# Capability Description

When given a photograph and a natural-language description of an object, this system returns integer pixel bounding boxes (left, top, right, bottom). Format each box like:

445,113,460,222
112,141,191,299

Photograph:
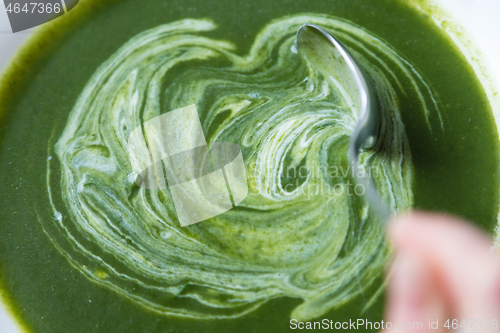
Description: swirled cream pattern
46,14,441,320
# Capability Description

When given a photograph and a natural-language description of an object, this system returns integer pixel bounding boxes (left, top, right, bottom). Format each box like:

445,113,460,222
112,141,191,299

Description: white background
0,0,499,331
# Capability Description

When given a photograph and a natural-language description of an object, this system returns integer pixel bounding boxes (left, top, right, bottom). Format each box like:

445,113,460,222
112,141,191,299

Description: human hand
384,212,500,333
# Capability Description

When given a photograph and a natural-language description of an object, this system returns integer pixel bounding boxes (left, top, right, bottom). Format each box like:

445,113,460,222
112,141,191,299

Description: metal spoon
296,23,391,220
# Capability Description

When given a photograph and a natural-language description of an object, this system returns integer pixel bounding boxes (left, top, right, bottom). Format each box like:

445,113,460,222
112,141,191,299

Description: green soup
0,0,498,332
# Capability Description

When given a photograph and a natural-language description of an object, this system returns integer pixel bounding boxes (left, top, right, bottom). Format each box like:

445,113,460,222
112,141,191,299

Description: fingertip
387,210,422,246
389,210,492,252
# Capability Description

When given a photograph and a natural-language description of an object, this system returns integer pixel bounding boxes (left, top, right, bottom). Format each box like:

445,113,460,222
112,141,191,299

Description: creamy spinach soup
0,0,499,332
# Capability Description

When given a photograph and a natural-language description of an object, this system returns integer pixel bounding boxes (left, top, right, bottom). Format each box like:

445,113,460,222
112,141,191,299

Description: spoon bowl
296,23,390,220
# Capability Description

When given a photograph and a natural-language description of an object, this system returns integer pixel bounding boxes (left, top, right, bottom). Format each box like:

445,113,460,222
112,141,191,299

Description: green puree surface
0,0,499,332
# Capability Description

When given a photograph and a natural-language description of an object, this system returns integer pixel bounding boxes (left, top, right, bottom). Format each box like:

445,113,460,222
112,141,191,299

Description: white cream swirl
46,14,440,320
